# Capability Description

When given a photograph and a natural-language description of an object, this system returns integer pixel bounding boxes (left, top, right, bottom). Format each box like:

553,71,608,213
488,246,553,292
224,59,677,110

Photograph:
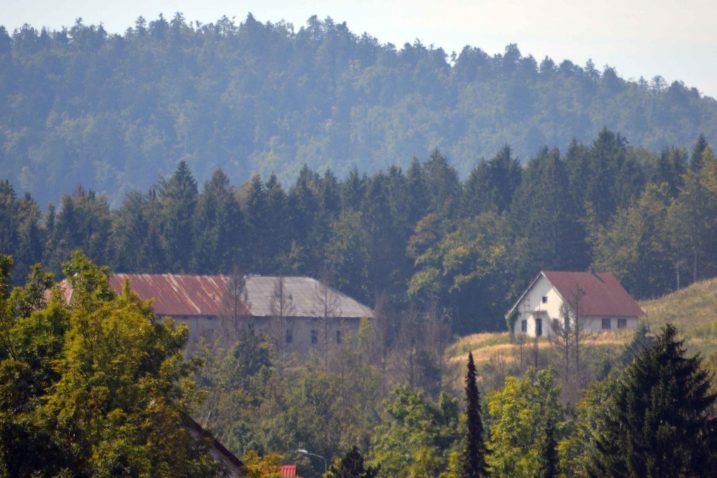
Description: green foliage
590,324,717,477
461,352,488,477
486,368,564,478
325,446,379,478
2,17,716,209
537,417,558,478
3,133,717,336
194,331,274,455
0,253,220,476
241,450,285,478
558,378,616,477
369,386,460,477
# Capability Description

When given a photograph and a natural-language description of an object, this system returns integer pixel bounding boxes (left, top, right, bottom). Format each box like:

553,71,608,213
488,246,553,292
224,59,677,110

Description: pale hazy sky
3,0,717,98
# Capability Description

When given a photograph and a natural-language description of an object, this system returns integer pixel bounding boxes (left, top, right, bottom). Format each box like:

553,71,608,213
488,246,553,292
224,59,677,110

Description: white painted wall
513,275,563,338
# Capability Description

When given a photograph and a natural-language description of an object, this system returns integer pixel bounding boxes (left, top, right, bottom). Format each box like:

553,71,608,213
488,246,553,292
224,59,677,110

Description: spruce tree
325,446,378,478
461,352,488,477
537,417,559,478
591,324,717,477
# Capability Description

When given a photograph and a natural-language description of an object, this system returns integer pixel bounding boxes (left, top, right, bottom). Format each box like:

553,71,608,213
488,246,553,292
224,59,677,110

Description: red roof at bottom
280,465,297,477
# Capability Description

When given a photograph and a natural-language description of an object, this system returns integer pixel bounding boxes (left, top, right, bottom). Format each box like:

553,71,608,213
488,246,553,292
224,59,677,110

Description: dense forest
1,14,717,207
2,130,716,334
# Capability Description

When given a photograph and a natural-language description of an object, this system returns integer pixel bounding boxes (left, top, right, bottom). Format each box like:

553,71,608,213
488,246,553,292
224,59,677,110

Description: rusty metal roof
110,274,243,317
279,465,297,477
104,274,373,319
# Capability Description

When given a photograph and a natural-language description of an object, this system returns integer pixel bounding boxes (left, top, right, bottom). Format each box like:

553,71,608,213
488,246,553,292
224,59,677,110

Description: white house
508,270,644,338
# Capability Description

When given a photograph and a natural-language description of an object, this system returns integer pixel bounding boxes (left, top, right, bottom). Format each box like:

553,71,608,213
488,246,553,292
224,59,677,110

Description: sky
3,0,717,98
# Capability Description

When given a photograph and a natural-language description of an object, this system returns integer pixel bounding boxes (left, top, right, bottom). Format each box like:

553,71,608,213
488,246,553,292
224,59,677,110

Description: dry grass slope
448,277,717,374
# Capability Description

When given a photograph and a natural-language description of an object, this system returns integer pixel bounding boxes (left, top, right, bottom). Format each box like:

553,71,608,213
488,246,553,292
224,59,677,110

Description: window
542,296,548,304
535,318,543,337
311,329,318,344
521,320,527,333
602,318,611,330
285,329,293,344
336,330,342,344
203,327,214,342
618,318,627,329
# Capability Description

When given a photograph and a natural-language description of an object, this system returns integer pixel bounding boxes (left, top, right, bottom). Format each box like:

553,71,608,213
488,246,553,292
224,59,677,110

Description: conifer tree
160,161,198,272
537,417,558,478
325,446,378,478
461,352,488,477
591,324,717,477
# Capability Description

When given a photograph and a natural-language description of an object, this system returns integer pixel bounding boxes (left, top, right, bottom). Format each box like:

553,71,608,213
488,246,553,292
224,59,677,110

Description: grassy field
447,277,717,389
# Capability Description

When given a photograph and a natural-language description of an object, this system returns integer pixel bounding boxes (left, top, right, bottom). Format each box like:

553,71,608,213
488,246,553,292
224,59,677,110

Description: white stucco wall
513,275,563,338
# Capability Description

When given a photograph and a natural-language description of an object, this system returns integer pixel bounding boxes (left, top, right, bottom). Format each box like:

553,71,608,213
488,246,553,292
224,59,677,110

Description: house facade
103,273,374,355
508,270,644,338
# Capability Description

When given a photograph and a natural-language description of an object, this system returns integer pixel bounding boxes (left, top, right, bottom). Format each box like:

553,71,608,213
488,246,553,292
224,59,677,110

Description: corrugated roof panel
542,270,644,317
279,465,297,477
105,274,373,319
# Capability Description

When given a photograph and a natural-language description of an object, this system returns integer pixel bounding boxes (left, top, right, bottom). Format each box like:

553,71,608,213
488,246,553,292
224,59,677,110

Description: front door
535,318,543,337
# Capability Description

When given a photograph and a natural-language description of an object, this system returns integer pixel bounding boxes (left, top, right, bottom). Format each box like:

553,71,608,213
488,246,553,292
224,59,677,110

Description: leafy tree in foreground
325,446,379,478
369,386,460,477
591,324,717,477
486,368,563,478
461,352,488,477
0,252,220,476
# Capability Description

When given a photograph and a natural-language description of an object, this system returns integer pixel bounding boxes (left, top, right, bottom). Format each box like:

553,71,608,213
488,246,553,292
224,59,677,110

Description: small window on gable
542,296,548,304
602,318,611,330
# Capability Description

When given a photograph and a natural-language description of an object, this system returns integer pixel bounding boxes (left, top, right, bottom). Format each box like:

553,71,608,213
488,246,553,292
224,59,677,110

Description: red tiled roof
279,465,297,477
542,270,644,317
109,274,249,317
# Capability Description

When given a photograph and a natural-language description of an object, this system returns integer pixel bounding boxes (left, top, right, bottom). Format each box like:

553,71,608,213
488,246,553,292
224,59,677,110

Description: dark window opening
602,318,611,330
311,329,318,344
536,318,543,337
336,330,342,344
285,329,293,344
542,296,548,304
618,318,627,329
521,320,527,333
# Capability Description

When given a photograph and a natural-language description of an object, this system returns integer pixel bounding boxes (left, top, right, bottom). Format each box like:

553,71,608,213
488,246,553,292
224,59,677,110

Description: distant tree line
1,14,716,207
1,130,716,333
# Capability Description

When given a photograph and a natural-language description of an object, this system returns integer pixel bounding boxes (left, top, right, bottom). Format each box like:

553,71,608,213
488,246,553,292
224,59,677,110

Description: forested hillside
1,14,717,206
2,130,716,334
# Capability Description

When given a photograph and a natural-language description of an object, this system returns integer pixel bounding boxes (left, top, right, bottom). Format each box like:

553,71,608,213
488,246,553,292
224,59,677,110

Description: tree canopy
1,15,716,207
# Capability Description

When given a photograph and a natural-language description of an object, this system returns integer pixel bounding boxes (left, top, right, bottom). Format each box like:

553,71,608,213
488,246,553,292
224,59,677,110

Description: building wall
177,314,364,356
513,275,639,338
513,275,563,338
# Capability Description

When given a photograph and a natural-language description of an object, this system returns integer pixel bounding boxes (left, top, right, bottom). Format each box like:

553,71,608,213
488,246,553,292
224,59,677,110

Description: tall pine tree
462,352,489,477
